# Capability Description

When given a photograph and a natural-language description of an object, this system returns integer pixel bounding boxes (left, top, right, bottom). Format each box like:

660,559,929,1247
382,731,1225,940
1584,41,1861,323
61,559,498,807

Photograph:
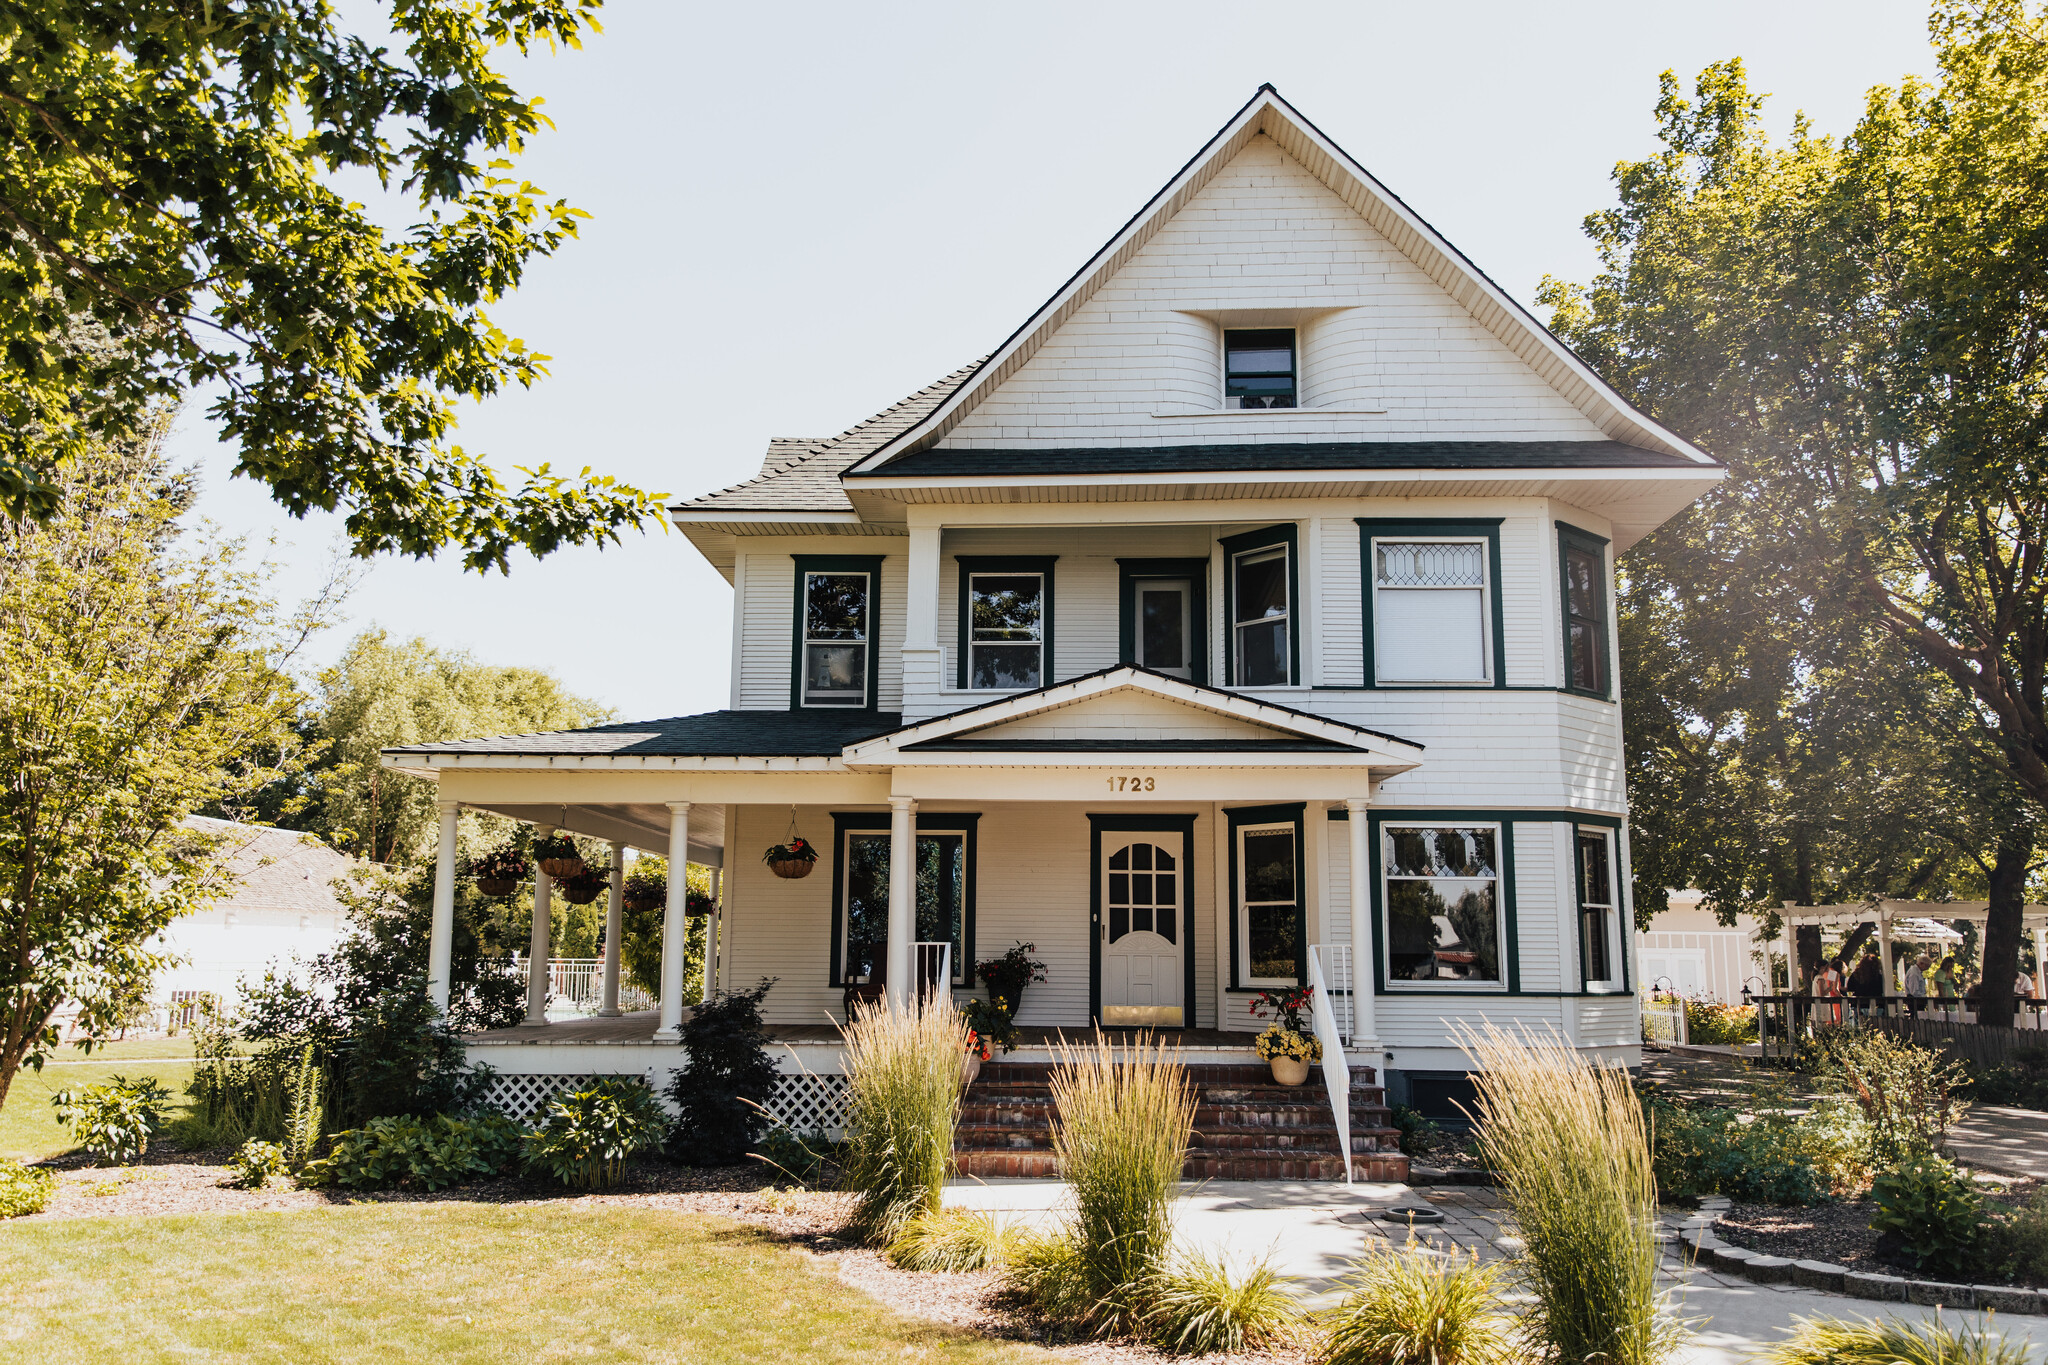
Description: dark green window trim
1557,522,1614,701
956,556,1057,690
1218,525,1300,688
1116,558,1209,684
826,810,981,988
1087,813,1199,1028
1355,518,1505,690
790,555,884,712
1572,823,1631,993
1224,801,1307,990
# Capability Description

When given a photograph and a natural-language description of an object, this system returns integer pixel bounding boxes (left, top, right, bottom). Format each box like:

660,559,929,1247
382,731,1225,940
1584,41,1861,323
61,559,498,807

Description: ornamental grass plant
1761,1313,2033,1365
888,1208,1022,1271
1460,1022,1680,1365
1142,1249,1301,1355
1316,1242,1512,1365
839,995,971,1242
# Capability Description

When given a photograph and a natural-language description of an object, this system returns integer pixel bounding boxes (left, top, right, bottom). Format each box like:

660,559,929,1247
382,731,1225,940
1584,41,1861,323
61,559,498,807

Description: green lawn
0,1204,1050,1364
1,1059,196,1162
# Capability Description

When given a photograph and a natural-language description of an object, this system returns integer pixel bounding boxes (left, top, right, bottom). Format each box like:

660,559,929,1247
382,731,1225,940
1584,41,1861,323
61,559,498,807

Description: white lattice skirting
483,1071,849,1135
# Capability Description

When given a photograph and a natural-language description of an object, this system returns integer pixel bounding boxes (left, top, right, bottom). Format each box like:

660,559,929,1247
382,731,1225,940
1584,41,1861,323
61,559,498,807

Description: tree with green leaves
0,421,314,1111
0,1,657,569
1544,0,2048,1024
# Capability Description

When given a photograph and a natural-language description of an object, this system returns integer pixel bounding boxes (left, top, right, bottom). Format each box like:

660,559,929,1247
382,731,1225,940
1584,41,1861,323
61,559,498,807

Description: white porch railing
508,956,655,1015
914,941,953,1012
1307,944,1352,1185
1317,943,1356,1045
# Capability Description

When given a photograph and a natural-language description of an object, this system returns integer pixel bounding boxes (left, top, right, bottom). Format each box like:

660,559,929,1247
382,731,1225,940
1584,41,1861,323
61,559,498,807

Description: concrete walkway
943,1178,2048,1363
1949,1104,2048,1179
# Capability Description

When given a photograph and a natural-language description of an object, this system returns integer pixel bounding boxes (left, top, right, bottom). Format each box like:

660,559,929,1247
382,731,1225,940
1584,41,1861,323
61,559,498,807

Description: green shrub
1044,1031,1197,1336
1684,999,1757,1046
51,1075,173,1164
0,1158,55,1218
1142,1250,1300,1356
665,978,778,1166
1465,1024,1680,1365
1821,1032,1968,1164
1761,1313,2032,1365
1317,1244,1511,1365
887,1208,1021,1271
1988,1188,2048,1283
524,1079,667,1190
1388,1104,1440,1158
303,1113,526,1191
1869,1154,1987,1273
227,1139,288,1189
1640,1085,1857,1205
839,997,971,1241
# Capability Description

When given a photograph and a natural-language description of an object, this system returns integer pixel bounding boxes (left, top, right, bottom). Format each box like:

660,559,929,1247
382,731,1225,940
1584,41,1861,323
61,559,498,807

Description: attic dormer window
1224,329,1296,409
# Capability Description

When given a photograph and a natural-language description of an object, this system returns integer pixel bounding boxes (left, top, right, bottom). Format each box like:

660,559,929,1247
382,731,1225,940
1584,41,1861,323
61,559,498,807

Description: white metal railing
1640,988,1688,1046
1307,945,1353,1185
914,941,953,1012
1317,943,1356,1045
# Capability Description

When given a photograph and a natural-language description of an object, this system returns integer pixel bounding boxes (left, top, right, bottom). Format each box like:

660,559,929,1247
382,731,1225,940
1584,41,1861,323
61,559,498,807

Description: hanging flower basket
686,889,716,917
533,833,585,881
465,846,529,899
558,866,609,906
764,839,817,879
623,883,664,914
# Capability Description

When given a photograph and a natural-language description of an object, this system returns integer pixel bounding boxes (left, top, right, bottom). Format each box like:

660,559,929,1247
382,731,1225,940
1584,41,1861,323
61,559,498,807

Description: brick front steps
954,1061,1410,1183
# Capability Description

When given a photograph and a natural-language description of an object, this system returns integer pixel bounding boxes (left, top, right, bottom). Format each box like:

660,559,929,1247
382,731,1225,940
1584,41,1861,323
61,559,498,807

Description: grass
0,1203,1057,1364
1318,1243,1512,1365
1,1059,197,1162
1760,1314,2035,1365
839,996,970,1241
1460,1022,1679,1365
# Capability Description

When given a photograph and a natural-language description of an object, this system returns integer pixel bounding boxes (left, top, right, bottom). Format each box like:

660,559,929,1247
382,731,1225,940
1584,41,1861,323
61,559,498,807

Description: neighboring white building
1636,890,1768,1004
147,817,358,1013
383,87,1723,1169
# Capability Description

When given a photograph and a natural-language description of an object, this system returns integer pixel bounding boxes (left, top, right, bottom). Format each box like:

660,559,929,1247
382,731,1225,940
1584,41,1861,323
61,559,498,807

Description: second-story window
792,554,882,710
1373,540,1489,684
1559,525,1612,697
957,556,1057,690
1220,526,1296,688
1224,328,1296,408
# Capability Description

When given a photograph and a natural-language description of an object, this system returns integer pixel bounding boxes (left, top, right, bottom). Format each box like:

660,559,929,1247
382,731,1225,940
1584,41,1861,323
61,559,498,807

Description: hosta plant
303,1113,526,1191
1869,1154,1986,1273
524,1079,668,1189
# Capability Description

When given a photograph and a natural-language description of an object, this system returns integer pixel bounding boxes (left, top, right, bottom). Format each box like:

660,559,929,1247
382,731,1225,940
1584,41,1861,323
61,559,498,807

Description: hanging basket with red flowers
558,865,609,905
763,810,818,880
465,845,529,899
533,832,585,881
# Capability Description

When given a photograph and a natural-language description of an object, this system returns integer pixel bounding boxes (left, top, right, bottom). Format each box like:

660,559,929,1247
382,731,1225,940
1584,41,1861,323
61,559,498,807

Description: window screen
1224,329,1296,409
802,571,870,706
1374,541,1487,684
1577,829,1616,985
842,830,966,984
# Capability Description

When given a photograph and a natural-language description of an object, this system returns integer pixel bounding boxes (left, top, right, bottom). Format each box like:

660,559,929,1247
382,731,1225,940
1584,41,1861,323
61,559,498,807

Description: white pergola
1773,899,2048,998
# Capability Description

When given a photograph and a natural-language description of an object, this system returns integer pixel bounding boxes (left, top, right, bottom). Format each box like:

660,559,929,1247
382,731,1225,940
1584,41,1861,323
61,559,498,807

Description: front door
1099,834,1184,1026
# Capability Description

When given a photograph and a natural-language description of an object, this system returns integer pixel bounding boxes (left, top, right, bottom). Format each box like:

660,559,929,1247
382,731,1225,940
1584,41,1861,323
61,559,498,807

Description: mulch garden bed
17,1140,1312,1363
1713,1176,2044,1288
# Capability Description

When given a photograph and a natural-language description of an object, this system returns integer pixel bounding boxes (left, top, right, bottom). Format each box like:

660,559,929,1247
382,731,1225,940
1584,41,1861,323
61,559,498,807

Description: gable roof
673,361,983,518
844,85,1714,476
185,816,359,915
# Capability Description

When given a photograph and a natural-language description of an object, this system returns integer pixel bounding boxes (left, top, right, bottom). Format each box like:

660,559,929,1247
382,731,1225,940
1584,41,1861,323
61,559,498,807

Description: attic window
1224,329,1296,409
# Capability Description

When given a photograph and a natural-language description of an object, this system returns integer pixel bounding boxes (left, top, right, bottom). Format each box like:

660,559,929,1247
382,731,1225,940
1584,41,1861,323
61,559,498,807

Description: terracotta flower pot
476,877,518,898
1268,1056,1311,1086
767,857,815,880
960,1050,983,1088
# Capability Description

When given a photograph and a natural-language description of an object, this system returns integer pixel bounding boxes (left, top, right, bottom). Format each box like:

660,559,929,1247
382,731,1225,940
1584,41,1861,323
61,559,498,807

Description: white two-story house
386,86,1721,1157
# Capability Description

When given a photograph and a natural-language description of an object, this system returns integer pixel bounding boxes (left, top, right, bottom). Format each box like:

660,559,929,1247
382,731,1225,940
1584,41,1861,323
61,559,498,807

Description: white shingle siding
735,542,909,712
944,137,1608,449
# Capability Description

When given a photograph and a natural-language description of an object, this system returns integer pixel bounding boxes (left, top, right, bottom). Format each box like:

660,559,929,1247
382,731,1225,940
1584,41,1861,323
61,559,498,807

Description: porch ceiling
462,800,728,867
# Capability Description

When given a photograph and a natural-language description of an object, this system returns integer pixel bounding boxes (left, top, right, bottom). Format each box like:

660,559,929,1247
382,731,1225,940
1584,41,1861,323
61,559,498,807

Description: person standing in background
1847,945,1885,1018
1904,952,1930,1017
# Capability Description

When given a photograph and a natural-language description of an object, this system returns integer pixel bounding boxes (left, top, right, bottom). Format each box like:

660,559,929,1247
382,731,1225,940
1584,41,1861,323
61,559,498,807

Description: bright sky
166,0,1938,724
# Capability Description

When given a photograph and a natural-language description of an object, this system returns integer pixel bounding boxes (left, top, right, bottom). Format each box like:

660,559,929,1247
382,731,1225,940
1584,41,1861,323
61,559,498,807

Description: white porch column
1780,912,1798,993
905,523,941,649
428,800,460,1016
523,824,555,1026
703,867,722,1002
886,795,917,1010
599,843,625,1017
656,803,690,1039
1879,911,1896,1002
1345,797,1380,1055
2034,925,2046,1009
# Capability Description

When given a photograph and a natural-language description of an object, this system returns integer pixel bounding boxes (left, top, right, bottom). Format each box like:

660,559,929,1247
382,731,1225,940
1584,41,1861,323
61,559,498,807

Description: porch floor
463,1010,1254,1050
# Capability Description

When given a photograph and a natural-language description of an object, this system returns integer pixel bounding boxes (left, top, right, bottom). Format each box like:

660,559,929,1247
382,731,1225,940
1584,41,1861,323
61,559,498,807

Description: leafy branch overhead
0,1,660,570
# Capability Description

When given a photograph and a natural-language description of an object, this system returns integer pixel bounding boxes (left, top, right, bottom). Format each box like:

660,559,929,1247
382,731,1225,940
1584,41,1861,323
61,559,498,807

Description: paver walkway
943,1178,2048,1363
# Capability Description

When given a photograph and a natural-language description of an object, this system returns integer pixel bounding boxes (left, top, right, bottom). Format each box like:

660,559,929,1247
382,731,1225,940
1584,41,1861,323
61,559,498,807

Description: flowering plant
762,836,817,865
975,942,1047,1007
464,845,529,883
960,995,1019,1054
1247,984,1315,1036
1254,1025,1322,1063
964,1030,993,1063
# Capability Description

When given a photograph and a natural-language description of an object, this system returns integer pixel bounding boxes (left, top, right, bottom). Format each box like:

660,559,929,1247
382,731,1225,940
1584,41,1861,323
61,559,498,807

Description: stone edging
1678,1196,2046,1314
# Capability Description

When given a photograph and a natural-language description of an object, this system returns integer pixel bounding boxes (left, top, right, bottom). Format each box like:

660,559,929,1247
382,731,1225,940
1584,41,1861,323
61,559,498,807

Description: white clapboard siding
944,136,1608,450
963,690,1283,742
736,544,909,712
1512,823,1565,993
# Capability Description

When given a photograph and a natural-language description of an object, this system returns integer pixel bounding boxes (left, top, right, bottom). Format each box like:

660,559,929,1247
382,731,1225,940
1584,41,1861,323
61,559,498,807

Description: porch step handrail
914,941,953,1013
1306,944,1352,1185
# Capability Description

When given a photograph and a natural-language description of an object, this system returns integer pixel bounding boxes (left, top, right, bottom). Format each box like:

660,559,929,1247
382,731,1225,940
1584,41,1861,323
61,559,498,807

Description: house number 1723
1107,775,1155,792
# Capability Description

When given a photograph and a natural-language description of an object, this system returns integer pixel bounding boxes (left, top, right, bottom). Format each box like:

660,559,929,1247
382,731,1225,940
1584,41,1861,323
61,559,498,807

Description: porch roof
383,708,902,766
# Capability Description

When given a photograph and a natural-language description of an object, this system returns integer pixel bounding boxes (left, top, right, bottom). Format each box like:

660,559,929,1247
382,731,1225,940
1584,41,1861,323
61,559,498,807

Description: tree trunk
1980,827,2031,1031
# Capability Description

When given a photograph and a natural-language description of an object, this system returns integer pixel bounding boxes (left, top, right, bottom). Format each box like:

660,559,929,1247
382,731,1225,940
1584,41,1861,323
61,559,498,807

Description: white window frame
1379,819,1509,993
1575,825,1624,993
1369,536,1493,686
1220,326,1299,410
800,569,872,708
1236,821,1300,988
1229,544,1292,688
966,569,1045,692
